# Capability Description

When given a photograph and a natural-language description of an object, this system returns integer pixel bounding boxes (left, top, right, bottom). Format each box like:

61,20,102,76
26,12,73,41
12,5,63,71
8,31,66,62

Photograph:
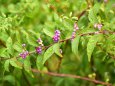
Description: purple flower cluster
94,23,102,30
36,46,42,54
71,23,79,40
19,51,29,59
53,30,61,42
37,38,44,46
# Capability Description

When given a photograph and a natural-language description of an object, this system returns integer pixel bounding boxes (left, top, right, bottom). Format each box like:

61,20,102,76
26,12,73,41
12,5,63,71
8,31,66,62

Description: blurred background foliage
0,0,115,86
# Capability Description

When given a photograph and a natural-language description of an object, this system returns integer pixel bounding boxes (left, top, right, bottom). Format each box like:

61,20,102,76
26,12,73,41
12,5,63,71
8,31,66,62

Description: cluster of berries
19,38,43,58
19,51,29,59
36,46,42,54
71,23,79,40
53,30,61,42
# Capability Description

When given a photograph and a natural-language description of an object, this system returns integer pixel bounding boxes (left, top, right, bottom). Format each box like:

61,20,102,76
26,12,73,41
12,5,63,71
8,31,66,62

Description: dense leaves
0,0,115,86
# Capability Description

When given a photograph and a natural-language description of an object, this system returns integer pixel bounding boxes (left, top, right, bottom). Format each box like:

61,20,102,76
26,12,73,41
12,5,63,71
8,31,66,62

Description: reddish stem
31,68,112,86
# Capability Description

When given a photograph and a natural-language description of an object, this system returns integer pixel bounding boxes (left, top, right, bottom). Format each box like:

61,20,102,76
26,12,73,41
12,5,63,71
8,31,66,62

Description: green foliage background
0,0,115,86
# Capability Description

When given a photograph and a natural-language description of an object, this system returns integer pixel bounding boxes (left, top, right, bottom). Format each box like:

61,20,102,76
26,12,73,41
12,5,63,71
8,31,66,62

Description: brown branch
78,10,87,20
31,68,112,86
77,0,91,20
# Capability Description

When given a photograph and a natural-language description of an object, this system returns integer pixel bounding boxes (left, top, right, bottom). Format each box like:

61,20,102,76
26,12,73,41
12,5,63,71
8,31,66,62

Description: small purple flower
74,23,79,31
37,38,44,46
97,24,102,30
55,30,60,35
37,38,42,43
94,23,102,30
36,46,42,54
53,30,61,42
71,31,76,40
19,51,29,59
22,44,26,47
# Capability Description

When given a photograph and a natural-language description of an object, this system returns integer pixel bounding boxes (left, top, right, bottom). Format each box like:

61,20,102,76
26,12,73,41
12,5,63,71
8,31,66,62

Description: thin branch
78,0,90,20
31,68,112,86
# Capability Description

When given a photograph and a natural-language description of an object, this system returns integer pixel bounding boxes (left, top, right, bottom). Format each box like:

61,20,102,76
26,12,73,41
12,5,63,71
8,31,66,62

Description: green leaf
24,58,34,77
4,60,10,72
0,48,10,58
71,35,80,56
53,43,63,57
87,35,100,62
26,35,37,46
24,58,31,70
88,3,100,24
36,55,43,70
43,28,54,37
13,42,22,52
6,37,13,55
15,30,21,43
4,75,15,85
43,45,54,64
9,58,22,69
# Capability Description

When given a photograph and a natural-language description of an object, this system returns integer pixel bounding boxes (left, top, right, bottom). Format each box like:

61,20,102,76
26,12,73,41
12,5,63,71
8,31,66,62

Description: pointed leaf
53,43,63,57
10,58,22,69
4,60,10,72
43,28,54,37
87,35,100,62
71,35,80,56
13,42,22,52
6,37,13,55
36,55,43,70
43,45,54,64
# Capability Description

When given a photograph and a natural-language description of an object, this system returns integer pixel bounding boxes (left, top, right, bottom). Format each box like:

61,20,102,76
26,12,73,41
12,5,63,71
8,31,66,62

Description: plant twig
31,68,112,86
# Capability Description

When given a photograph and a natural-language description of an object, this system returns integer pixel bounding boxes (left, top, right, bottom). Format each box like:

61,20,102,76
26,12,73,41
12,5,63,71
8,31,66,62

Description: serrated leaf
87,35,100,62
6,37,13,55
26,35,37,46
13,42,22,52
71,35,80,56
53,43,63,57
43,28,54,37
36,55,43,70
10,58,22,69
0,48,10,58
4,60,10,72
88,3,100,24
24,58,31,70
24,58,34,77
43,45,54,64
15,30,21,43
